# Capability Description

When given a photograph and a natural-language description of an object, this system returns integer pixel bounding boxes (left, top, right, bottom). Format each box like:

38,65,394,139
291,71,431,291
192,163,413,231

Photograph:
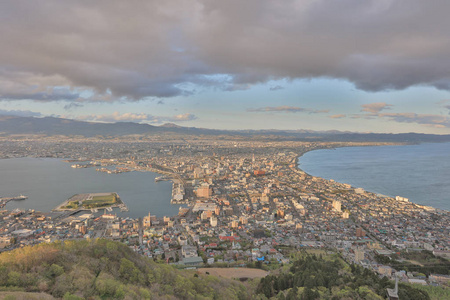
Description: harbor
0,158,185,218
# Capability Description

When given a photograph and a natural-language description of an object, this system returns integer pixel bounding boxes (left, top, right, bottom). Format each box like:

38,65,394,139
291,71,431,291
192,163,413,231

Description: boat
155,176,170,182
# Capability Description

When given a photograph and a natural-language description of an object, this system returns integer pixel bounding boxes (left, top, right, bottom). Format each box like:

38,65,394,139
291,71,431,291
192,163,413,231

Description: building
143,213,152,228
0,236,11,249
181,245,198,258
196,184,213,198
395,196,409,202
429,274,450,285
201,210,213,220
332,200,341,212
356,228,366,237
239,216,248,225
354,188,365,194
192,201,217,213
181,256,204,266
254,170,265,176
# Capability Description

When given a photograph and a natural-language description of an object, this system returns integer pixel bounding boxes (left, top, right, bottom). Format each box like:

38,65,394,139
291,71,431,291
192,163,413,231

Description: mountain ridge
1,115,450,143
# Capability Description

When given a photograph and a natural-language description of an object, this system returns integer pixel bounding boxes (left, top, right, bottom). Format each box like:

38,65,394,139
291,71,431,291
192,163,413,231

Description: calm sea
0,158,182,218
298,142,450,211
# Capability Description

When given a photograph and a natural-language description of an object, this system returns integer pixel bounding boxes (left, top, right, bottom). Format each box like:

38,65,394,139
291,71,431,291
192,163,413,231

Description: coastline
296,142,450,212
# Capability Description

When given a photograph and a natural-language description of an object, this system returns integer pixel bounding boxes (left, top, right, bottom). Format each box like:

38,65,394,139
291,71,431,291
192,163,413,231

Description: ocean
298,142,450,211
0,158,182,218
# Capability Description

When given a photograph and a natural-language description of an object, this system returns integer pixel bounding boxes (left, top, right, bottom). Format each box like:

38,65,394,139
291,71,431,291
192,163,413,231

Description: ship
155,176,170,182
71,164,87,168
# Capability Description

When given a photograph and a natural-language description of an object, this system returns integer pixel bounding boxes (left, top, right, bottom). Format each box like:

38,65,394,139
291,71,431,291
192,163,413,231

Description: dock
0,195,28,208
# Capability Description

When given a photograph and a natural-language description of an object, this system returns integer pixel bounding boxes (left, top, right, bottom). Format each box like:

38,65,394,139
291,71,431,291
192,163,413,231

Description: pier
0,195,28,208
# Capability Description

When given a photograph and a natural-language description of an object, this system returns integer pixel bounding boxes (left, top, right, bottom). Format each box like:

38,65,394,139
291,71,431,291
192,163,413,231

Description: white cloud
247,106,328,114
361,102,393,114
0,109,43,117
76,112,197,124
329,114,346,119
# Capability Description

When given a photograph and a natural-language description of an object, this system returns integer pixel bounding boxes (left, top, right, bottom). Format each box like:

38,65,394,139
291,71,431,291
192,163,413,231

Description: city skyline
1,1,450,134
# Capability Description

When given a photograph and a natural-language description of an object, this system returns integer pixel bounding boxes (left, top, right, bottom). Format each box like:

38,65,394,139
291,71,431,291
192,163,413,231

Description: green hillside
0,239,250,299
1,240,448,300
256,253,436,300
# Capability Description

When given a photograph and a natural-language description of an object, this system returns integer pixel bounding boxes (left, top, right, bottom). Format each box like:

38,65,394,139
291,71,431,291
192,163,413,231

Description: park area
57,192,119,210
82,193,117,209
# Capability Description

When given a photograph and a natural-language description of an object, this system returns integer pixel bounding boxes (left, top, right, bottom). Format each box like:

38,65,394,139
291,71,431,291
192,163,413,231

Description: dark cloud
63,102,84,110
269,85,284,91
445,105,450,113
379,112,450,128
0,109,43,117
1,1,450,101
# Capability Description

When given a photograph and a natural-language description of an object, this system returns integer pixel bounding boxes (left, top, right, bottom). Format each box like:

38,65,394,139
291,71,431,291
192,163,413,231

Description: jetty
0,195,28,208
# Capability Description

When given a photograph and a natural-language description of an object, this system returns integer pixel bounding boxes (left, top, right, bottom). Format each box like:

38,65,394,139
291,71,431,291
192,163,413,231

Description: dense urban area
0,135,449,299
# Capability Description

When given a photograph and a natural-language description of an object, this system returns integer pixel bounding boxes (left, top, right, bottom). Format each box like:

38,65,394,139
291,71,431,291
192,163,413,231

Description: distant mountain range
1,114,450,143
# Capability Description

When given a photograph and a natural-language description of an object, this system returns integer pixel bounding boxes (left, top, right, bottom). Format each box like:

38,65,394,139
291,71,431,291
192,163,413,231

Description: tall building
332,200,341,212
143,212,152,227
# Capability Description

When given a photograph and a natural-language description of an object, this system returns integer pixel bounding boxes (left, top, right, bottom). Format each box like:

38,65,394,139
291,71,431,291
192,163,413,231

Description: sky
1,0,450,134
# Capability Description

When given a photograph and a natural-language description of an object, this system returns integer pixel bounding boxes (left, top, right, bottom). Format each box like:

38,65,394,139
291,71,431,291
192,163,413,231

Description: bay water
298,142,450,211
0,158,181,218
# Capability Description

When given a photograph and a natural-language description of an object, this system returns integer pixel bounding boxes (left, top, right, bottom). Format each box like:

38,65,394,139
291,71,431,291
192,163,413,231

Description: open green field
83,194,117,208
58,193,119,210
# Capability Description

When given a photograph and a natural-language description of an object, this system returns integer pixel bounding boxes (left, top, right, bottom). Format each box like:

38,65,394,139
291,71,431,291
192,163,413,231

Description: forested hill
1,240,448,299
0,239,249,299
257,253,433,300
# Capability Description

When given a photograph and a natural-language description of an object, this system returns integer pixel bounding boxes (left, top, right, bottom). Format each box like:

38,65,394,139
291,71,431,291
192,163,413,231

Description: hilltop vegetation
256,253,430,300
0,239,250,299
1,240,447,300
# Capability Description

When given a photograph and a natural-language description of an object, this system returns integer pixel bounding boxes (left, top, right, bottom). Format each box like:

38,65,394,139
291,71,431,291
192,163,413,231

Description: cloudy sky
1,0,450,133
